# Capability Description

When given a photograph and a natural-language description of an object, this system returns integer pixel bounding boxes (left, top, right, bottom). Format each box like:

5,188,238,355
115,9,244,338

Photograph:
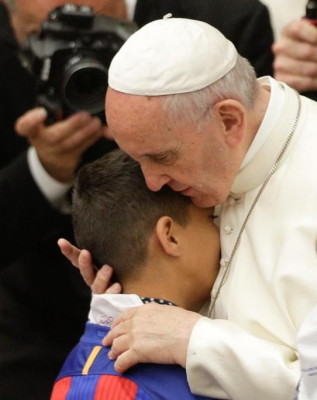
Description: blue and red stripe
51,375,150,399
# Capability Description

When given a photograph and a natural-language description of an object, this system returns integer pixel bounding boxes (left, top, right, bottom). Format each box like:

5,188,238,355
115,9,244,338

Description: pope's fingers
111,307,139,331
103,312,136,346
58,238,81,267
15,107,48,137
108,333,130,362
114,349,139,374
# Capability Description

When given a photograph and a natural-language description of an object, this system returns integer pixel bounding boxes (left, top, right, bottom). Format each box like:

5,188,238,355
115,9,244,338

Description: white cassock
186,77,317,400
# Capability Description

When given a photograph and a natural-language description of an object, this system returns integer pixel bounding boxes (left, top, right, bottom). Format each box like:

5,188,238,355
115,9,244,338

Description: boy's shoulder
53,322,210,400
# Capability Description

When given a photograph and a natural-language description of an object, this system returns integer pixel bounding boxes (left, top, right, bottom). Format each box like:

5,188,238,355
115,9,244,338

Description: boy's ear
155,216,182,257
213,100,246,147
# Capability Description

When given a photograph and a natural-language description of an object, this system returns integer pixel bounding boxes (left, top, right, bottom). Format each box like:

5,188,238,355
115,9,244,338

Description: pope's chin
189,194,218,208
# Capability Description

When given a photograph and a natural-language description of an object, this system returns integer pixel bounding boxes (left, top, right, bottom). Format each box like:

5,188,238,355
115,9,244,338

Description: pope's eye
155,154,170,162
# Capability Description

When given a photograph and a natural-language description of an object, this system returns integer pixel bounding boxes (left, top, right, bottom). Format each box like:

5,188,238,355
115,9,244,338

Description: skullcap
108,16,238,95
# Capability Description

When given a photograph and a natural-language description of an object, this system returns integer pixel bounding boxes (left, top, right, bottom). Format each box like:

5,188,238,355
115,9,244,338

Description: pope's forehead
106,89,167,129
107,88,161,110
106,91,182,154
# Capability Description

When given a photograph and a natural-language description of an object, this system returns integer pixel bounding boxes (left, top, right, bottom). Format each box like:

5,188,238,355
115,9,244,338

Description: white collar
230,80,302,194
241,76,285,169
88,293,143,327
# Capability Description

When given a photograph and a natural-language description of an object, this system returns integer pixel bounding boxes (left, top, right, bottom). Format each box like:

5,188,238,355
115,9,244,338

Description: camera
22,4,137,124
306,0,317,23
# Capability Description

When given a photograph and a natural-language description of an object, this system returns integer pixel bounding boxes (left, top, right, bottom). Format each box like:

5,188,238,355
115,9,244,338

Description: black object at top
48,4,95,30
306,0,317,20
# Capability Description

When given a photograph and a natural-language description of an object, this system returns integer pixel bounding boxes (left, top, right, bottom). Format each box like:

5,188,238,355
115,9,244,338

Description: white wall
260,0,307,40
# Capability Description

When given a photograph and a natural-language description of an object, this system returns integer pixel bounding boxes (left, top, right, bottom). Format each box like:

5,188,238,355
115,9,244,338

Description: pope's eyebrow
142,150,170,159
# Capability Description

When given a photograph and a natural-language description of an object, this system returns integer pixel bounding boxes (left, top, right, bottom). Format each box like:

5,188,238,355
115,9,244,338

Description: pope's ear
214,100,246,147
155,216,182,257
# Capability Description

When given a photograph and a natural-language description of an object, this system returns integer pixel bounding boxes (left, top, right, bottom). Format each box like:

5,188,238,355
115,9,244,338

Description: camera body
23,4,137,124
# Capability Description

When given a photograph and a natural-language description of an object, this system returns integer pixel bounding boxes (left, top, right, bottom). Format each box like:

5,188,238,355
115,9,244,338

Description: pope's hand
58,238,122,294
103,303,201,373
273,19,317,92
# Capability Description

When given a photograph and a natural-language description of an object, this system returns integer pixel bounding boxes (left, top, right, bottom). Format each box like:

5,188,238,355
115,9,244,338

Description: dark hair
72,149,191,281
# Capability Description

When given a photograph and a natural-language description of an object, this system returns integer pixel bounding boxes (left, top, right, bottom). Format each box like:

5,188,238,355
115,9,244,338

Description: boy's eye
209,215,217,220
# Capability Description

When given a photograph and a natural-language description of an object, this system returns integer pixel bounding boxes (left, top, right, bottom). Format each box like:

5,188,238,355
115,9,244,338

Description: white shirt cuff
27,147,72,210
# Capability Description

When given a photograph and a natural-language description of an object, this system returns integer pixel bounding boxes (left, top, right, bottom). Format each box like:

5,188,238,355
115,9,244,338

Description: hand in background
15,108,104,183
273,19,317,92
58,238,122,294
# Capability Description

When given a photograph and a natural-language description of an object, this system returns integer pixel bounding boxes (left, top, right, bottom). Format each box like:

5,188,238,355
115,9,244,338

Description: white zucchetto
108,16,238,96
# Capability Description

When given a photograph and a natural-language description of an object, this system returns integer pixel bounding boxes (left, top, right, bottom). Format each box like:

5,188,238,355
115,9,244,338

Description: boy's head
73,149,220,311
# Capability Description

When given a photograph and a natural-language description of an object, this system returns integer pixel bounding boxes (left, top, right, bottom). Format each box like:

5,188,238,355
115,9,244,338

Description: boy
51,149,220,400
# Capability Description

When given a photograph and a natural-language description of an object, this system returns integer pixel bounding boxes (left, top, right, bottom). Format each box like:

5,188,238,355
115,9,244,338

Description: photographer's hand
15,108,104,183
273,19,317,92
97,0,127,20
58,238,122,295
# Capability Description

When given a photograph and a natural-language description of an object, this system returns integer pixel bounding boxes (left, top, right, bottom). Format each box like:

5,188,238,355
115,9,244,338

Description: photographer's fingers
281,19,317,45
102,126,114,140
15,108,48,138
59,117,103,152
275,71,317,93
274,37,317,63
274,53,317,77
42,112,95,145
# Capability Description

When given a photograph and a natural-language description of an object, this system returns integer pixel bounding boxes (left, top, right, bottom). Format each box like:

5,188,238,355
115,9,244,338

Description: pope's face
180,205,220,305
106,88,241,207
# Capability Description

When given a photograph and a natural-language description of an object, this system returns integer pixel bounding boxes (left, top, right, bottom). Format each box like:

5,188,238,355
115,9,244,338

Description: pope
61,17,317,400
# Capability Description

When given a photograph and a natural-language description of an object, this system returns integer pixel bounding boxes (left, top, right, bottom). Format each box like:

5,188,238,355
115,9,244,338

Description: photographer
273,18,317,101
0,0,275,399
0,1,126,399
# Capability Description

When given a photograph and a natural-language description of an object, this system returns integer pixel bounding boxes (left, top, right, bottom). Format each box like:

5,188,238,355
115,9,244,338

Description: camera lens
62,57,108,115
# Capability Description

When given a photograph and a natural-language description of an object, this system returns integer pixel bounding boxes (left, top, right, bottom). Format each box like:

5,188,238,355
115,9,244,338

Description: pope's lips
178,187,192,196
